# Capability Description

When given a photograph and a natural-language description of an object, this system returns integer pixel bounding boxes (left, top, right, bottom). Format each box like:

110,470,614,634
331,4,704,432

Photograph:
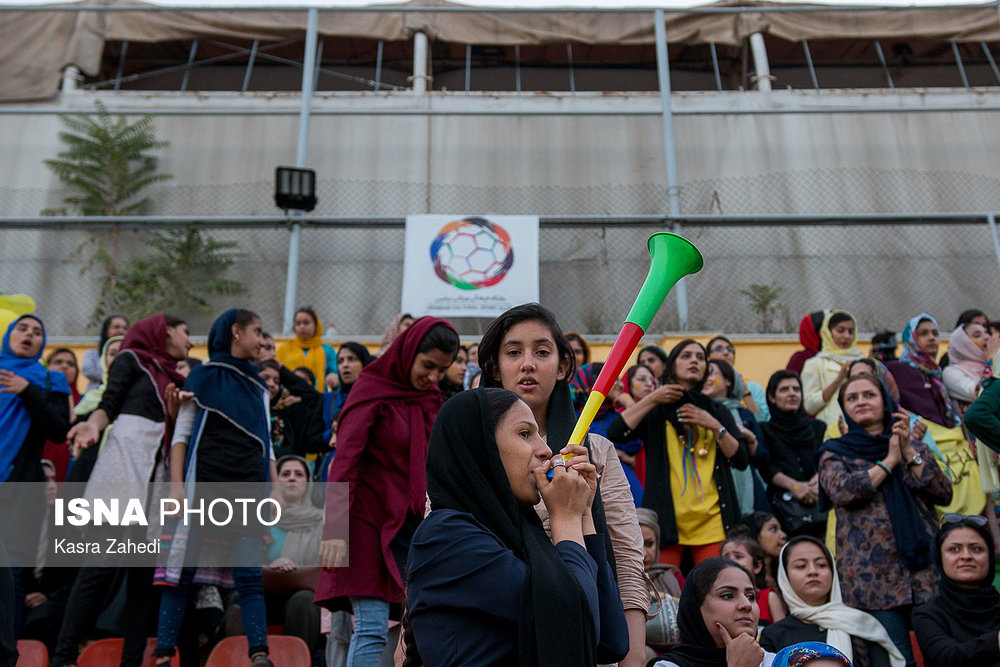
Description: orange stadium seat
205,635,309,667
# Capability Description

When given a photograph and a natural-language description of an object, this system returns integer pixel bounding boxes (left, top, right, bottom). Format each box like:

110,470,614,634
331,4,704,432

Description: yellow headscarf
817,309,864,364
276,308,327,391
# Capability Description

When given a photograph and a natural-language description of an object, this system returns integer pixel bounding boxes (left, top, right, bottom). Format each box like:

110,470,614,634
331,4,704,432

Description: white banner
401,214,539,318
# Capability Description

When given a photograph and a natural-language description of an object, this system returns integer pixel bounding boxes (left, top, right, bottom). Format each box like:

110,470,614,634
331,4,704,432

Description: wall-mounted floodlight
274,166,317,212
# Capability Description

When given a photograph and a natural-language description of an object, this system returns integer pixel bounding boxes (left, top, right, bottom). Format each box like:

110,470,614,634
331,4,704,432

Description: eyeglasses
711,344,735,354
941,513,988,527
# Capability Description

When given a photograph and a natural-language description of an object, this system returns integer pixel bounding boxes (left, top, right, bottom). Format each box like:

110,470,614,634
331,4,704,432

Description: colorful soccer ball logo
429,217,514,290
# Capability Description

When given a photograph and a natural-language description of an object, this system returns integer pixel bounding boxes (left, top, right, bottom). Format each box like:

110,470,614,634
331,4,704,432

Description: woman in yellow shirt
276,307,337,392
608,339,749,568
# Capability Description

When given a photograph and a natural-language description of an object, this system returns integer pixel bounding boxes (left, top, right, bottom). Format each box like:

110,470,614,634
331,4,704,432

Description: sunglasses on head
941,513,988,527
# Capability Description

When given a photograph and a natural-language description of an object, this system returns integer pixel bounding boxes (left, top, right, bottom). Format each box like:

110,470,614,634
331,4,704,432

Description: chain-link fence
2,216,998,338
7,165,1000,219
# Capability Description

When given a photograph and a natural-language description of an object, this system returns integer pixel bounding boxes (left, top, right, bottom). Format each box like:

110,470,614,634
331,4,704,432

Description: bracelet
875,460,892,475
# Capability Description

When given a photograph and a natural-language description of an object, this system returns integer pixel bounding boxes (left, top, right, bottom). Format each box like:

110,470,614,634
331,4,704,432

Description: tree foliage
740,283,784,333
43,100,171,216
101,229,245,322
42,101,244,324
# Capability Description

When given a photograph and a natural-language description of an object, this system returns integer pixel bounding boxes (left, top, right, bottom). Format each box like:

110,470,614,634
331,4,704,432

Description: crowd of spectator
0,302,998,667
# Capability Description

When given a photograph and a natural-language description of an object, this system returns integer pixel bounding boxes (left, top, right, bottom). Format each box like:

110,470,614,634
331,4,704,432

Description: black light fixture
274,166,317,212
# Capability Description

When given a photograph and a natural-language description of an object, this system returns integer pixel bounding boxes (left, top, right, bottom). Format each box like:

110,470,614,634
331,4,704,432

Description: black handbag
771,491,827,533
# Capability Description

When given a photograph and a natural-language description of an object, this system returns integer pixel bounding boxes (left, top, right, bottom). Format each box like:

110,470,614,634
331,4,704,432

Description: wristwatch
716,426,728,440
907,453,923,467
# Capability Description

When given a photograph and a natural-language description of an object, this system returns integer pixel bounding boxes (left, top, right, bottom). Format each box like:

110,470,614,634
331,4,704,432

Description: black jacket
271,366,327,459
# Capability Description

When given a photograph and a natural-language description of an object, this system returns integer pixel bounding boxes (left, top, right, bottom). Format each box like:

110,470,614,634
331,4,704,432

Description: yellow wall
587,337,946,388
49,337,944,391
588,338,810,386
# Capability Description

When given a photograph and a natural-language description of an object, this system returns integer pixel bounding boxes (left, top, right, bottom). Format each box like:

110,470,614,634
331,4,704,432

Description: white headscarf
274,456,323,565
777,540,905,667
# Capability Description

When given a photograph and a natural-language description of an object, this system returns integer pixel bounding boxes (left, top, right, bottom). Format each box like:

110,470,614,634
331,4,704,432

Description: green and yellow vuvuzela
550,233,703,476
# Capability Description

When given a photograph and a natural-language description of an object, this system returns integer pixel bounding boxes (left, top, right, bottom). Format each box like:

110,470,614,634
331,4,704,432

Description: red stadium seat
76,638,179,667
909,630,925,667
15,639,48,667
205,635,310,667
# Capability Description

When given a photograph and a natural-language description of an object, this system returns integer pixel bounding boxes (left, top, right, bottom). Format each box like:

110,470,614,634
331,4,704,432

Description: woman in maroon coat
315,316,458,666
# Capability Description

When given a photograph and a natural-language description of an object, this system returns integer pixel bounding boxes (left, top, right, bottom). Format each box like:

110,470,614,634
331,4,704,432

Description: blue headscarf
182,309,270,476
773,642,852,667
818,375,934,571
0,315,70,483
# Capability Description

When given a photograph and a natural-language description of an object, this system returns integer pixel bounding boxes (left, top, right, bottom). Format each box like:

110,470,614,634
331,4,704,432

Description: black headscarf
475,304,615,592
760,371,823,484
545,379,616,574
933,519,1000,635
426,388,598,667
652,558,754,667
818,375,934,571
762,372,819,449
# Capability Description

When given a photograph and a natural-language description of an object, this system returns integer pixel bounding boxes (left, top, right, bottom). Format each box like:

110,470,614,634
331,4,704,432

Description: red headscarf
119,314,186,418
799,310,824,354
336,315,456,513
787,310,826,375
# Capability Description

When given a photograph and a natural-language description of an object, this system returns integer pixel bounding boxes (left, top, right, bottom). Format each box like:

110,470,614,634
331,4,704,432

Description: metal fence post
952,42,970,89
654,9,690,331
803,40,819,90
180,39,199,92
413,32,429,94
875,40,895,89
988,214,1000,282
464,44,471,92
709,42,722,92
113,41,129,92
749,33,772,91
241,40,258,92
282,7,318,333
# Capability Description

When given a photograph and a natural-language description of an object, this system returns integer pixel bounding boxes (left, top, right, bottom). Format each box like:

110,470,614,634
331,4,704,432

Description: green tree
42,101,243,323
740,283,783,333
43,100,170,217
103,229,244,322
43,100,172,293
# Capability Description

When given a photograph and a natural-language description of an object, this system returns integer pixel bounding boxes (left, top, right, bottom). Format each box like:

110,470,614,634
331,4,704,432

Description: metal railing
3,213,999,338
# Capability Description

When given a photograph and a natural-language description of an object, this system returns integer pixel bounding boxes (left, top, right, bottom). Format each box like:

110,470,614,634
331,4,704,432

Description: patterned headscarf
899,313,957,424
570,362,617,421
772,642,853,667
